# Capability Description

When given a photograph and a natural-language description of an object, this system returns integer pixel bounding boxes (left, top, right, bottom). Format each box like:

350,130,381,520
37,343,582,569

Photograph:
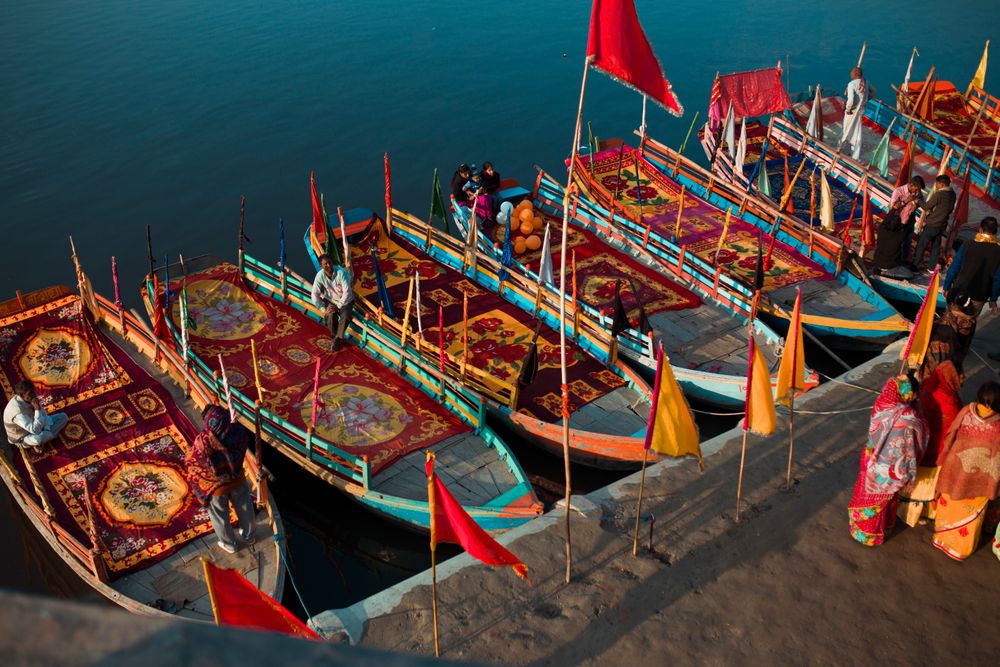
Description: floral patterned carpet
350,223,628,423
581,147,831,291
172,263,467,475
901,81,999,161
0,293,213,579
491,210,702,326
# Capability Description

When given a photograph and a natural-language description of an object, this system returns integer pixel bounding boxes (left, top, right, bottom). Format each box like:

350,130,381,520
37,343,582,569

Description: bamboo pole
785,394,796,490
337,206,351,271
461,290,469,381
672,185,686,240
677,111,700,156
557,54,593,584
857,41,867,68
631,448,650,556
427,454,440,658
398,277,415,371
735,428,749,523
985,125,1000,190
953,100,988,175
21,449,54,517
238,195,246,274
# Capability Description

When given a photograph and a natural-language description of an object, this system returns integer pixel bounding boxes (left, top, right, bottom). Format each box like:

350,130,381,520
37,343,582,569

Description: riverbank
314,312,1000,664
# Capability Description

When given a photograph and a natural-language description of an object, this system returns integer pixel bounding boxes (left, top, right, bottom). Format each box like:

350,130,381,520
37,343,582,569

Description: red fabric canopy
709,67,791,128
586,0,683,116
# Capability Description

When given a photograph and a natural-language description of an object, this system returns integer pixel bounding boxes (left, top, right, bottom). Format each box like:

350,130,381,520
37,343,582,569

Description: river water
2,0,996,617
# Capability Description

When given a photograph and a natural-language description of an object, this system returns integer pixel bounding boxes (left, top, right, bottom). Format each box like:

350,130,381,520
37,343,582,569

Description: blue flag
278,217,287,272
498,213,513,284
371,248,396,318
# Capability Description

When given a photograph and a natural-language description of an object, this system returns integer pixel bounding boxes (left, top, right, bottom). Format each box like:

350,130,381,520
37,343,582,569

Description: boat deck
374,431,516,506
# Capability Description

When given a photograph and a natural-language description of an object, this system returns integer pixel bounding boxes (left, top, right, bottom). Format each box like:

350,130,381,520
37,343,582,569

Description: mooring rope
274,533,325,638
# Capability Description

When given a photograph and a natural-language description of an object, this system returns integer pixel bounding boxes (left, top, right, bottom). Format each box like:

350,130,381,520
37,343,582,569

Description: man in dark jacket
912,174,957,270
944,216,1000,316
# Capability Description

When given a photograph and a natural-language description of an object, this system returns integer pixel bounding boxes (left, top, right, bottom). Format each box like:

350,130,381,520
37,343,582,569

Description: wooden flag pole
984,123,1000,189
857,41,867,68
785,393,796,490
672,185,686,240
426,452,440,658
735,428,749,523
954,100,988,175
337,206,351,272
631,448,650,556
556,53,593,584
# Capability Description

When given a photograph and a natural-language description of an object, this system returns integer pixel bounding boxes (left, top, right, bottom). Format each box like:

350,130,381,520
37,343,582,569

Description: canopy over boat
709,65,793,130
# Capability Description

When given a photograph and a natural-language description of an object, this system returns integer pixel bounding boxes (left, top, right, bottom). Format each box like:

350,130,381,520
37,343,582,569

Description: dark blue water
2,0,997,616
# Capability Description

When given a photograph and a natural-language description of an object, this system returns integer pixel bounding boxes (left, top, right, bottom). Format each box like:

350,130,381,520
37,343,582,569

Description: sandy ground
355,313,1000,665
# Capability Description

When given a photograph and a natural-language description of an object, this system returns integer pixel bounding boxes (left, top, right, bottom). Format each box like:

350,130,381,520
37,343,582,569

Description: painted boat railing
241,254,490,434
448,186,656,367
866,93,1000,201
639,132,853,276
305,220,519,410
965,86,1000,126
389,206,618,364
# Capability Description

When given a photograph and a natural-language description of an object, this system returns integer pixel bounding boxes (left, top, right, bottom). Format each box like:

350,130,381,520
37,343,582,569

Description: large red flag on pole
586,0,683,116
310,171,325,237
202,560,321,640
426,452,528,579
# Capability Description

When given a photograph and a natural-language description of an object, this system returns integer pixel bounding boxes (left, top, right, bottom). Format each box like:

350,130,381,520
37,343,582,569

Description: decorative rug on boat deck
349,223,629,423
902,81,999,161
488,211,702,324
171,263,467,475
581,148,831,291
0,295,214,579
750,154,857,223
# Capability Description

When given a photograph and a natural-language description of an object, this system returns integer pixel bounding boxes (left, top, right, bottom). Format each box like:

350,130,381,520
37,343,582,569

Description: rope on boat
691,404,873,418
274,533,326,638
814,371,881,396
970,347,999,374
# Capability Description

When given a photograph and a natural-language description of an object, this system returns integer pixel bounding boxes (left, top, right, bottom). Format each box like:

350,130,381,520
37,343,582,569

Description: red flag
586,0,683,116
895,140,914,188
310,171,325,237
842,196,858,248
427,453,528,580
202,560,321,640
860,178,876,252
384,152,392,211
946,176,971,254
151,273,169,340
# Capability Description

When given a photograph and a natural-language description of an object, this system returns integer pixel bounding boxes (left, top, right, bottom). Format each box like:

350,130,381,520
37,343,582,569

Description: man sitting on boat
185,405,255,554
311,253,355,351
912,175,957,272
841,67,869,161
944,216,1000,316
2,380,68,449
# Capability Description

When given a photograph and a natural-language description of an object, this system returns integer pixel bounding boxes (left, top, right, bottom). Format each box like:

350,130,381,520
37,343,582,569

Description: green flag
320,193,343,266
868,118,895,179
430,168,449,233
756,156,772,197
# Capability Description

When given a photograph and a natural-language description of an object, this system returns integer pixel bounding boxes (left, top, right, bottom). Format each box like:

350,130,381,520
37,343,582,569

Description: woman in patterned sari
899,360,963,526
933,381,1000,560
848,374,928,546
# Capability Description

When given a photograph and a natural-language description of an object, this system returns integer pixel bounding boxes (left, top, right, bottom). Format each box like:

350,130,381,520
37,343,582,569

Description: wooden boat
570,142,910,349
764,96,967,307
447,171,818,407
141,254,541,532
0,281,284,621
866,79,1000,203
305,209,657,469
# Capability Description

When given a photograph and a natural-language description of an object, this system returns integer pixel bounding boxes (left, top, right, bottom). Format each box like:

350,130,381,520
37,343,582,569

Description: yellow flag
646,344,702,467
775,289,805,407
819,170,835,232
969,40,989,92
901,267,941,367
745,335,776,436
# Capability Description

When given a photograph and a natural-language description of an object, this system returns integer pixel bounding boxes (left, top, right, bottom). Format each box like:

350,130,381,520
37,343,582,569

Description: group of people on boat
848,290,1000,560
451,162,502,226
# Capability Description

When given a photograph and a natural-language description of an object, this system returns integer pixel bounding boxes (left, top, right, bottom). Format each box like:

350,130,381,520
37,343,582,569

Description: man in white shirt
311,253,355,351
841,67,868,161
3,380,68,448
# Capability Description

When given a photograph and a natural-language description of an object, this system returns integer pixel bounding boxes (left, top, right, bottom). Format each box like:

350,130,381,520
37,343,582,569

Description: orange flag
782,155,794,213
744,335,776,436
900,267,941,367
946,176,971,253
427,452,528,580
895,139,914,188
202,560,321,640
645,342,702,469
775,289,805,407
860,177,876,252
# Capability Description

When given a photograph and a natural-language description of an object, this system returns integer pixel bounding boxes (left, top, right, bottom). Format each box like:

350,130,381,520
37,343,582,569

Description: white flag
538,223,554,286
415,272,424,336
724,103,736,159
734,119,747,171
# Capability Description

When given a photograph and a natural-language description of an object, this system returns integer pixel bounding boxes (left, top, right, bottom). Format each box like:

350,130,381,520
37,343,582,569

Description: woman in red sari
933,381,1000,560
900,360,963,525
848,374,928,546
